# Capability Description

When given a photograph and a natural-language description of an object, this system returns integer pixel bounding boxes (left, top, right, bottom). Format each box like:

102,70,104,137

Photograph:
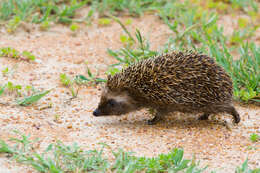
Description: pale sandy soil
0,14,259,173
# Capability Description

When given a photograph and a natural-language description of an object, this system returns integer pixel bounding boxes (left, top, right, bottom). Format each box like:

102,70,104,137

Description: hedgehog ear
101,85,108,93
107,74,111,81
122,87,130,94
106,75,112,88
100,83,106,90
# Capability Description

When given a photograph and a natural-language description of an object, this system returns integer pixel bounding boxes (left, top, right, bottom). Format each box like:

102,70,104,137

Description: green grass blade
0,140,14,153
17,89,51,106
107,49,126,63
0,84,6,96
109,15,135,42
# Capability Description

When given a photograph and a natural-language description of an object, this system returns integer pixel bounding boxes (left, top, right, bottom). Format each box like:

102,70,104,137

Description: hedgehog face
93,88,137,116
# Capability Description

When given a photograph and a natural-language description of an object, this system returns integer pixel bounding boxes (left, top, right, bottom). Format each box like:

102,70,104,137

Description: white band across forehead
113,95,129,102
107,92,130,103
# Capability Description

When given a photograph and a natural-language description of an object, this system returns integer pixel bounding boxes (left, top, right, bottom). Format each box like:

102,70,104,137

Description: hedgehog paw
147,116,161,125
198,113,210,120
147,119,157,125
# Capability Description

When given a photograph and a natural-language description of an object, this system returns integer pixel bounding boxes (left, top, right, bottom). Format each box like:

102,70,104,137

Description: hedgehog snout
93,109,101,116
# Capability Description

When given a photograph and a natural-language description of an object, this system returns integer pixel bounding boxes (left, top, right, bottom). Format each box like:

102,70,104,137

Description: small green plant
53,114,61,123
0,47,20,58
0,47,36,61
125,18,132,25
22,51,36,61
0,84,6,96
230,0,258,13
106,67,121,76
6,81,22,96
119,35,134,45
75,74,106,85
60,73,71,87
6,15,21,33
250,133,259,143
70,23,80,32
17,89,51,106
238,18,249,29
39,20,50,31
75,62,106,85
84,7,95,25
0,80,48,105
236,159,260,173
60,64,105,97
98,18,111,26
60,73,78,98
207,0,228,12
229,27,257,45
2,67,9,76
25,85,32,93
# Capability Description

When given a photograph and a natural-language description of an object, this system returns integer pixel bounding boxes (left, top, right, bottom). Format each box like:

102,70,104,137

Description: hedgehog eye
107,99,116,107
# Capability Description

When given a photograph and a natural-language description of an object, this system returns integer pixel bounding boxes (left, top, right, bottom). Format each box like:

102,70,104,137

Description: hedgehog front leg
147,109,166,125
147,116,161,125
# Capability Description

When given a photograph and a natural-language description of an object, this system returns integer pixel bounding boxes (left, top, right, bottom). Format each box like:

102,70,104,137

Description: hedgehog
93,51,240,125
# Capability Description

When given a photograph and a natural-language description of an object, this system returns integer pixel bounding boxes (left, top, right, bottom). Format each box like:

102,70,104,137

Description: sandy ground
0,14,259,173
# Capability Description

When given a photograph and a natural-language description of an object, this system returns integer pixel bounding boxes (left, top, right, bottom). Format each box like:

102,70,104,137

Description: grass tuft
1,133,259,173
250,133,259,143
235,159,260,173
0,47,36,61
0,133,206,173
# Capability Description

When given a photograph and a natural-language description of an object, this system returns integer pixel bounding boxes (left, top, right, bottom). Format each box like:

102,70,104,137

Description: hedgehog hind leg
226,106,240,124
210,104,240,124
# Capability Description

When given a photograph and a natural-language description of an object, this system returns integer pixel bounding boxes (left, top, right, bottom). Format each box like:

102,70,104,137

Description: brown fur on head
93,86,138,116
